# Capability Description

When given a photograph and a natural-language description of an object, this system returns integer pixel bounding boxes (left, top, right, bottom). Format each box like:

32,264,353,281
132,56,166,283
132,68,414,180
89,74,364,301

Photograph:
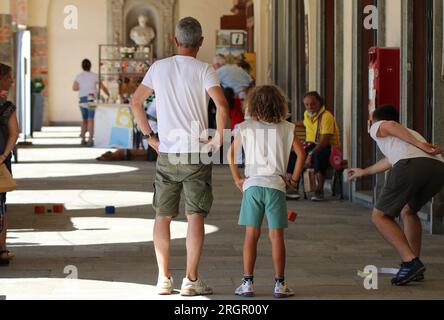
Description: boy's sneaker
180,278,213,296
273,281,295,299
391,258,426,286
235,279,255,298
156,276,174,295
413,273,425,282
413,272,425,282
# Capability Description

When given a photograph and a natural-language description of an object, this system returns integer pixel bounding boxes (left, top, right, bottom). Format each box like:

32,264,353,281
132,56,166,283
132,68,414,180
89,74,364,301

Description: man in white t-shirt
348,105,444,286
131,17,229,297
73,59,109,146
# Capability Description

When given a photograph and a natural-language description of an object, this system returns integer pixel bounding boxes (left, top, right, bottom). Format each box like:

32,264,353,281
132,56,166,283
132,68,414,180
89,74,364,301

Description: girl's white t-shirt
75,72,99,98
239,119,295,193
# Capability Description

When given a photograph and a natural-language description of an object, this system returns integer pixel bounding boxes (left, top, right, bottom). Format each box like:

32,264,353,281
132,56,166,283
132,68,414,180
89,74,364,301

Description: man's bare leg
372,209,416,262
154,216,173,278
401,205,422,258
185,214,205,281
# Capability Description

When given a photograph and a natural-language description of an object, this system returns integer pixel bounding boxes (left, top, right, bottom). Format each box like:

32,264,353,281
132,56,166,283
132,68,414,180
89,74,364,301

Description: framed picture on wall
231,32,245,47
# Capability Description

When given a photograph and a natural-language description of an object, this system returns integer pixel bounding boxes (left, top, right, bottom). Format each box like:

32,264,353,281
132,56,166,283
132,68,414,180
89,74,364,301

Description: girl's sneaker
273,281,295,299
235,280,255,298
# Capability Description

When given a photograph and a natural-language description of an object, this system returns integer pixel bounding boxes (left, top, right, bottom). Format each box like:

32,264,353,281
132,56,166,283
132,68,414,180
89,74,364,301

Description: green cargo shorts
153,153,214,218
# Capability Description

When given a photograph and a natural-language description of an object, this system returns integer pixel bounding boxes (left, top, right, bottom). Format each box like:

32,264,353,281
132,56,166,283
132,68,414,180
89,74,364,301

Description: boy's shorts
376,158,444,217
239,187,288,229
153,153,213,218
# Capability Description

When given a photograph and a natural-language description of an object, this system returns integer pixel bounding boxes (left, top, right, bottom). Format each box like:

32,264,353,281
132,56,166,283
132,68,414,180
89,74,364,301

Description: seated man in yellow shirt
287,92,340,201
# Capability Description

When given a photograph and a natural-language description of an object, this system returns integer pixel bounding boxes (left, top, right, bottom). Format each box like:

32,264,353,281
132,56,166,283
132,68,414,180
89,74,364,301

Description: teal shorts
239,187,288,229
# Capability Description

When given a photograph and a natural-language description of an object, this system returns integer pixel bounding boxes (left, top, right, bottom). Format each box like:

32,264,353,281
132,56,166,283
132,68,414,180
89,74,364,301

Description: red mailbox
368,47,400,121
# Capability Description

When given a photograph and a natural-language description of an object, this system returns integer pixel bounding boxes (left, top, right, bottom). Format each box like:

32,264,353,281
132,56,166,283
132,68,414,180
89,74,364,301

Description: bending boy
349,105,444,286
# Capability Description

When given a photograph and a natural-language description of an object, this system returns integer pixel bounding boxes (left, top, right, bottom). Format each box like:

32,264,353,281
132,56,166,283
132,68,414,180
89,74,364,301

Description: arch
120,0,176,59
124,2,161,58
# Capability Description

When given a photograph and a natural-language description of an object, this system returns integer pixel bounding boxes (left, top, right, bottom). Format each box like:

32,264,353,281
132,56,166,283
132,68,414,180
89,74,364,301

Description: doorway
412,0,433,140
356,0,377,195
323,0,335,114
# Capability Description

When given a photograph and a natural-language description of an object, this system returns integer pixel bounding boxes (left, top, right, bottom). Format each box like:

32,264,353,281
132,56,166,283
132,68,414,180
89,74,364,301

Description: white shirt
370,121,444,166
239,119,295,193
75,72,99,98
142,56,221,154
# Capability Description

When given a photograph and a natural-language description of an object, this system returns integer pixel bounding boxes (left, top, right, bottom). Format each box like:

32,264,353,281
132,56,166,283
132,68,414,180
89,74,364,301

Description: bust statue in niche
130,15,156,46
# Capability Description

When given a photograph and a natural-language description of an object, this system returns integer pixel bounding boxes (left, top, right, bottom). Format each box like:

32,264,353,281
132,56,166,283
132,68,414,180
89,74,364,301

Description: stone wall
29,26,48,98
0,14,12,64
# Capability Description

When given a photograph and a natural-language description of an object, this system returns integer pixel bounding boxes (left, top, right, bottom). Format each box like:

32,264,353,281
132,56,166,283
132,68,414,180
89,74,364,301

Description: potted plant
31,78,45,93
31,78,46,132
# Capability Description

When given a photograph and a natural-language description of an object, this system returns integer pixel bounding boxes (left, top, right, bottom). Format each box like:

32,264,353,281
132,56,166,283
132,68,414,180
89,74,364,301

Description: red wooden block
288,210,298,222
34,205,45,215
53,204,64,214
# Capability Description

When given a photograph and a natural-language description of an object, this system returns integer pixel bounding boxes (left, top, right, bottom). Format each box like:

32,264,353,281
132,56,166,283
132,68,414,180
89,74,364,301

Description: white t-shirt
142,56,221,154
75,72,99,98
239,119,295,193
370,121,444,166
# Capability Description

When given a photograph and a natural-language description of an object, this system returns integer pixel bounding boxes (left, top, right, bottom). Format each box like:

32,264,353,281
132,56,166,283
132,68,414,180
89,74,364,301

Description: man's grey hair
176,17,202,48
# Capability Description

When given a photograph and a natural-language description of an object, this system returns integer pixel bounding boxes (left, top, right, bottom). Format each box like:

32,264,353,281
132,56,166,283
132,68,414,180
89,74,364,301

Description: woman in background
0,63,19,266
73,59,109,147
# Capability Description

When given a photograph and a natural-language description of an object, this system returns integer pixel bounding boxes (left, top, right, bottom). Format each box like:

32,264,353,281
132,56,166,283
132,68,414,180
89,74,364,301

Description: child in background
228,85,306,298
224,87,245,131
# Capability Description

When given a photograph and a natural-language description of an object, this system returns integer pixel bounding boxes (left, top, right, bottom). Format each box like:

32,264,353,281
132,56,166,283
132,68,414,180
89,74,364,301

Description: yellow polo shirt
303,107,340,148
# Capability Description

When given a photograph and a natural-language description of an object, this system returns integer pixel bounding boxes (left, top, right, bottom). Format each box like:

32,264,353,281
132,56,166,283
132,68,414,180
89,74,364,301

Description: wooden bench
294,123,348,200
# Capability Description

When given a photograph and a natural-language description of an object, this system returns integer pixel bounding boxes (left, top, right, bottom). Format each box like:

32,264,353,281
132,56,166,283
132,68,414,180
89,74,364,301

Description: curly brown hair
246,85,288,124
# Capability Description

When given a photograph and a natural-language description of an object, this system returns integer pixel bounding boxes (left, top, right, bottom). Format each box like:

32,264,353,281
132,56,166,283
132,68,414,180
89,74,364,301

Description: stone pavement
1,127,444,300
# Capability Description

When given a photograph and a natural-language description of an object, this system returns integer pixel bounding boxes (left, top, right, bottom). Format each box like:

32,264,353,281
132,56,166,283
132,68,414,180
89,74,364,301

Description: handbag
317,113,343,171
0,164,16,193
329,122,343,171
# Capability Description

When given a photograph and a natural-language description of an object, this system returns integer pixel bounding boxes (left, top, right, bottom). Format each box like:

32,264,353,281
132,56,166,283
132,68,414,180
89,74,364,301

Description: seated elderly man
287,91,340,202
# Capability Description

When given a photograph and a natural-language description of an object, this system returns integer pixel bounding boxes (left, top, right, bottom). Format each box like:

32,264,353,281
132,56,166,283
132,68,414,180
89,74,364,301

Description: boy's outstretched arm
290,134,306,187
348,158,391,181
228,134,244,192
378,121,443,155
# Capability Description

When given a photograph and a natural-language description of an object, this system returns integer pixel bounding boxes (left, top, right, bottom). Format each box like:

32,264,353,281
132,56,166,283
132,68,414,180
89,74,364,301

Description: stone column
374,0,387,209
431,0,444,234
400,0,413,128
